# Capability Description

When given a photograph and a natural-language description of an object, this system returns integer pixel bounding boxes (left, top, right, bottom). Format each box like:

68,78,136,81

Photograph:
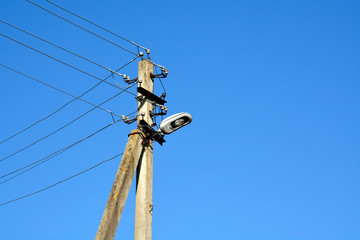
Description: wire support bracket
121,115,137,124
150,70,168,79
137,87,167,105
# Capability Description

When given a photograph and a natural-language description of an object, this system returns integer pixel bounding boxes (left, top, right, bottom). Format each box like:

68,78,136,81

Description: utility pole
95,60,154,240
135,60,154,240
95,129,144,240
94,57,192,239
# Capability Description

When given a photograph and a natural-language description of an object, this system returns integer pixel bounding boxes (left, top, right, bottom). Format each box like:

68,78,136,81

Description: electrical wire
44,0,149,52
154,66,166,95
25,0,137,56
144,59,166,70
24,0,167,72
24,1,167,72
0,116,130,184
0,63,123,117
1,147,71,183
25,1,169,71
0,110,137,181
0,55,139,145
0,82,137,164
0,153,123,207
0,19,127,78
153,67,167,125
0,32,137,96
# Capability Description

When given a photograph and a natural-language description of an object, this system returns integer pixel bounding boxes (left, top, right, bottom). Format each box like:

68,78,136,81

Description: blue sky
0,0,359,239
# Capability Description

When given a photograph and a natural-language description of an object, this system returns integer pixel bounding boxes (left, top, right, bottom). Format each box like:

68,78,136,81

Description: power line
0,153,123,207
0,63,124,118
145,58,167,72
1,146,71,183
0,32,137,96
0,82,137,164
0,109,136,181
155,66,166,94
44,0,149,52
25,0,137,56
24,0,168,73
0,55,139,145
0,19,127,78
23,0,168,72
0,116,133,184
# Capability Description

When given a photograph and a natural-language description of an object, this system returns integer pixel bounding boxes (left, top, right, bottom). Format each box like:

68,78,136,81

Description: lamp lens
172,118,185,128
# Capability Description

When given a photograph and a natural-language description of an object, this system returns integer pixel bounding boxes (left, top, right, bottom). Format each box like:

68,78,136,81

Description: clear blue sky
0,0,359,239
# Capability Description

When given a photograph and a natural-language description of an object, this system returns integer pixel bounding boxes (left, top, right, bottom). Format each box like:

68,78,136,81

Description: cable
0,19,127,78
0,63,123,117
1,147,71,183
155,66,166,94
44,0,149,52
34,0,168,71
0,110,137,181
0,32,137,96
23,1,167,72
25,0,137,56
152,67,167,125
0,55,139,145
0,82,137,164
24,1,167,72
0,153,123,207
0,116,130,184
145,59,166,70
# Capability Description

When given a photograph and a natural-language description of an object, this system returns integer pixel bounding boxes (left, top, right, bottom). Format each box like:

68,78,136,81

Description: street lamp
159,112,192,134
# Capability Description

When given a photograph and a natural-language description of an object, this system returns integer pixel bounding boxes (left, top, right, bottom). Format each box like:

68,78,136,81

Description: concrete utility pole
95,130,144,240
94,57,193,240
95,60,154,240
135,60,154,240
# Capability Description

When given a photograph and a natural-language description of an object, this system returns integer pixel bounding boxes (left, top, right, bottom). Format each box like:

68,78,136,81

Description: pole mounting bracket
138,120,165,146
137,87,167,105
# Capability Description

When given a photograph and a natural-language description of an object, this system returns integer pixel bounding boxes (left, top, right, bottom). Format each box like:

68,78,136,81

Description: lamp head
159,112,192,134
